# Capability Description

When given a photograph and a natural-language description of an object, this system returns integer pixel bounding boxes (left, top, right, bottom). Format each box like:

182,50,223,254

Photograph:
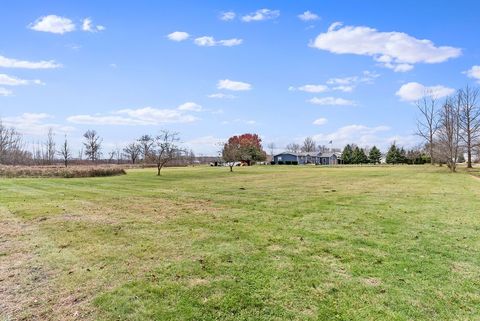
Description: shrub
285,161,292,165
292,161,298,165
0,165,127,178
278,161,284,165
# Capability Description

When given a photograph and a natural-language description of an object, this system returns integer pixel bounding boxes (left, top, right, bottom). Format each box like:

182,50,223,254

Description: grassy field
1,165,480,321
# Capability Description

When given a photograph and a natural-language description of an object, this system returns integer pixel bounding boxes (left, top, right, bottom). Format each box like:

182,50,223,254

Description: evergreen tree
342,144,354,164
352,146,368,164
386,143,405,164
368,146,382,164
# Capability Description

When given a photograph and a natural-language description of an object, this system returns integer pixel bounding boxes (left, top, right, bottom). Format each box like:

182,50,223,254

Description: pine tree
368,146,381,164
352,146,368,164
386,143,403,164
342,144,353,164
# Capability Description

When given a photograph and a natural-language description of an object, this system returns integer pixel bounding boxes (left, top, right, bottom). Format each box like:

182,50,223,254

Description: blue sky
1,0,480,155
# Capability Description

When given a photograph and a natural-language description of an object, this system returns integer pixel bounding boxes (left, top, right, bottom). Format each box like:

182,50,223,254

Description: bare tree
437,96,461,172
458,86,480,168
286,143,301,153
123,142,141,164
43,128,56,165
416,94,439,165
301,137,316,152
83,130,102,163
0,120,24,165
187,149,196,166
138,134,154,163
58,135,72,167
266,142,276,158
152,130,182,176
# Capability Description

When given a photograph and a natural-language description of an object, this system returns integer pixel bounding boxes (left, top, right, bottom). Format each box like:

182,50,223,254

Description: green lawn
1,166,480,320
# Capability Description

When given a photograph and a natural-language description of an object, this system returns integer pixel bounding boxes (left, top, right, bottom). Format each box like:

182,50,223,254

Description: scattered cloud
185,135,224,155
242,9,279,22
82,18,105,32
312,22,461,72
2,113,74,135
217,79,252,91
298,11,319,21
291,71,379,94
177,102,202,111
0,55,61,69
29,15,75,34
167,31,190,42
312,124,392,147
395,82,455,101
220,11,236,21
0,74,43,86
207,93,236,99
67,102,203,126
194,36,243,47
290,84,329,93
308,97,356,106
0,87,13,96
313,118,328,125
464,65,480,82
66,43,82,50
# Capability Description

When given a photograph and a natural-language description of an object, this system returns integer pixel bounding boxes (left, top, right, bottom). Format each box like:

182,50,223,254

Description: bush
292,161,298,165
285,161,292,165
278,161,284,165
0,165,127,178
270,161,275,165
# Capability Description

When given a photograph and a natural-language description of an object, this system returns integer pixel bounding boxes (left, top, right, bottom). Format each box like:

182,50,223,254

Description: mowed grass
1,166,480,321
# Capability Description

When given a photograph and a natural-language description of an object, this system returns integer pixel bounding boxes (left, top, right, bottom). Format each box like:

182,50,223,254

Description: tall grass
0,165,126,178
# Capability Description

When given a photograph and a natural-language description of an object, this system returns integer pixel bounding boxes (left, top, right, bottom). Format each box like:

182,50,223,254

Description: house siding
274,152,341,165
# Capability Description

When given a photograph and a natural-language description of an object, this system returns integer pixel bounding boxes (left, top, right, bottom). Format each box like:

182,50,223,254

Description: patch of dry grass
0,165,126,178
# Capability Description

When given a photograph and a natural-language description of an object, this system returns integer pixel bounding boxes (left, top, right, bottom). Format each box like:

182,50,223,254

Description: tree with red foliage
222,133,267,172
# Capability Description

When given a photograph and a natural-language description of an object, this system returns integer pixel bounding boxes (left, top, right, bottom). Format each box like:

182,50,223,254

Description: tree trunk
229,165,233,172
467,133,472,168
157,165,161,176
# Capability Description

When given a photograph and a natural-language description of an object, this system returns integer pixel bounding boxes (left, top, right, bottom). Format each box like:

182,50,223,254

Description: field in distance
1,165,480,320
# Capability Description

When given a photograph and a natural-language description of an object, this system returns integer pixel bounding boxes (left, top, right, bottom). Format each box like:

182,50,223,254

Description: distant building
273,151,342,165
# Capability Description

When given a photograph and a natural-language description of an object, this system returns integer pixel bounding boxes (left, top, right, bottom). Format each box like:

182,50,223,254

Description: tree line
0,122,193,175
416,85,479,172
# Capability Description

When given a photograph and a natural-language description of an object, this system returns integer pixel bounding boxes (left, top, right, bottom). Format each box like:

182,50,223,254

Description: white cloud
308,97,356,106
312,22,461,72
178,102,202,111
67,102,203,126
2,113,74,135
217,79,252,91
82,18,105,32
312,124,391,147
167,31,190,42
0,87,13,96
0,74,43,86
298,11,319,21
207,93,236,99
395,82,455,102
220,11,236,21
464,65,480,82
29,15,75,34
290,84,329,93
0,55,61,69
291,71,379,94
185,135,224,155
242,9,280,22
313,118,327,125
194,36,242,47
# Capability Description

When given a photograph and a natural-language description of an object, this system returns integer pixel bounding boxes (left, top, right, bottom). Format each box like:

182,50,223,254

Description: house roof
274,151,342,158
